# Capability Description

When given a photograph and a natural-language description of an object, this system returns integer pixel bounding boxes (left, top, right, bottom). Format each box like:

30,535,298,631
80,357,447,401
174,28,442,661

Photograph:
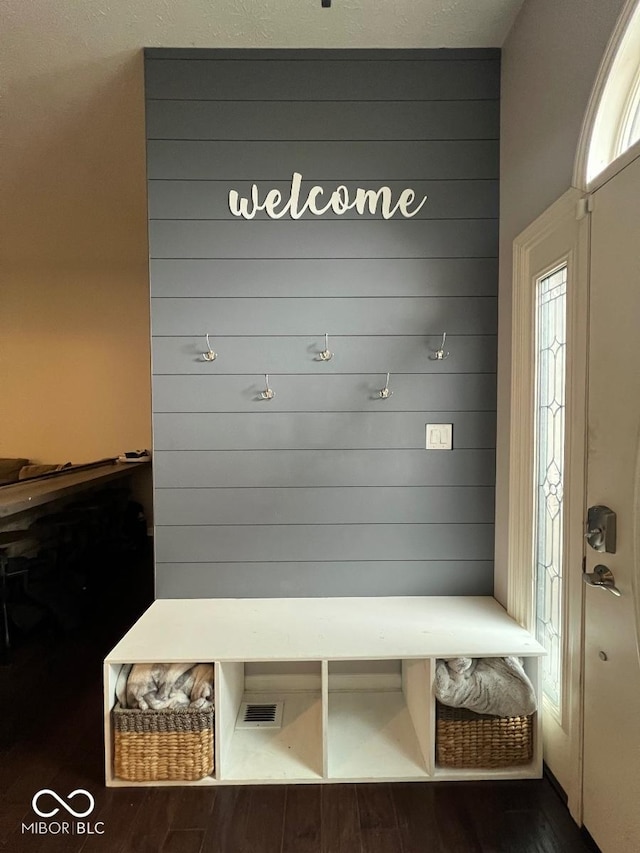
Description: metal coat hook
202,333,217,362
429,332,450,361
318,332,333,361
260,374,275,400
379,373,392,399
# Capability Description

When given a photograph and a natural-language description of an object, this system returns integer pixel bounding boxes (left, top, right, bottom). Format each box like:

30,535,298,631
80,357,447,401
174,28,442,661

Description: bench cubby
326,658,431,780
217,660,323,781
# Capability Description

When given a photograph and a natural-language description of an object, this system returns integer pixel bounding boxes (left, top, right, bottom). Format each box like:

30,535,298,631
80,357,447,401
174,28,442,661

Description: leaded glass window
534,264,567,711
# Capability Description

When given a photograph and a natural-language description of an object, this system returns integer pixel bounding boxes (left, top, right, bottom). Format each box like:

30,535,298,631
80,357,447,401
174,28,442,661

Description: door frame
507,187,590,820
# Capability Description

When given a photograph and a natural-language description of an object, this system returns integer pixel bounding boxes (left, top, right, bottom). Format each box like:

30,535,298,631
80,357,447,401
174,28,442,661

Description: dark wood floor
0,552,598,853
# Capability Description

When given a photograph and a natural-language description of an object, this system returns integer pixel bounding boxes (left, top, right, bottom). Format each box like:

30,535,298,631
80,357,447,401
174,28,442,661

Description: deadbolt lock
585,505,617,553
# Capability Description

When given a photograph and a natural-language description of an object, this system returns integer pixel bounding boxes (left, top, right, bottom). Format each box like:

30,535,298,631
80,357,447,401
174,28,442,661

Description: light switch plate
426,423,453,450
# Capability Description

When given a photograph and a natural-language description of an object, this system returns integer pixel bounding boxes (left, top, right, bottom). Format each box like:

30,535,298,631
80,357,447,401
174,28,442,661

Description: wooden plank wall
145,48,499,598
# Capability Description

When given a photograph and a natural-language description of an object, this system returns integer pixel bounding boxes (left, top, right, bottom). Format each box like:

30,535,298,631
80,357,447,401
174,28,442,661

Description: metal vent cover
236,701,284,729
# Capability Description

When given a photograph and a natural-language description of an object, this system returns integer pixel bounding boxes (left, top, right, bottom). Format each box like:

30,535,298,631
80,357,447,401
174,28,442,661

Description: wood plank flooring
0,555,598,853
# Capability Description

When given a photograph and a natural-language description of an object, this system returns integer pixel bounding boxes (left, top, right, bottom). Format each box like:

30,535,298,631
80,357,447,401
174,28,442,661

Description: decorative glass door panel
534,264,567,713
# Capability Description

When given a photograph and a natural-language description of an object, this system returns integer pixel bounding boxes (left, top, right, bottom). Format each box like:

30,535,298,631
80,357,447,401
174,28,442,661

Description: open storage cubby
432,655,540,780
327,659,431,780
217,660,323,782
104,661,216,786
104,597,545,786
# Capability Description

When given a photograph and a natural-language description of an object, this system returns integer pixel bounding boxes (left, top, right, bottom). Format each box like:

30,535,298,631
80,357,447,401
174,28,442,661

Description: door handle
582,564,622,597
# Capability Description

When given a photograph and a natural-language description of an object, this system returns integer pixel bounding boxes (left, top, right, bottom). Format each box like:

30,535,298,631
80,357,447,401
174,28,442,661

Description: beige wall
495,0,628,603
1,0,518,469
2,26,151,465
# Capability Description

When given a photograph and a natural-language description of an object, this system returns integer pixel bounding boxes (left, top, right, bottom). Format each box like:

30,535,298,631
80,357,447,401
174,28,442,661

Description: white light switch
426,424,453,450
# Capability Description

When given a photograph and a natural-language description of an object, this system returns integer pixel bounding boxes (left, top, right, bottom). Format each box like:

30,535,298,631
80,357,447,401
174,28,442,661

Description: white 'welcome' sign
228,172,428,220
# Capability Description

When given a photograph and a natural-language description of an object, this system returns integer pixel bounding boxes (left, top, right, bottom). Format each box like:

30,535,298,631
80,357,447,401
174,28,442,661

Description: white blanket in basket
435,657,537,717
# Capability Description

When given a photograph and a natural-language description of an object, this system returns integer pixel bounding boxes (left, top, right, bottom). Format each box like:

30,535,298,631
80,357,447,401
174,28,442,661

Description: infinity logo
32,789,95,819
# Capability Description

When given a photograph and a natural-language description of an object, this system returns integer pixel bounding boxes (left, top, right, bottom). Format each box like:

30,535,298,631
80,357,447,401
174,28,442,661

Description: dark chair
0,529,42,660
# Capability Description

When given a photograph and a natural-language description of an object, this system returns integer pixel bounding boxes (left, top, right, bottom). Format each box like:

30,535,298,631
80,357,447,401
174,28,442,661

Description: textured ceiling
275,0,527,48
5,0,525,53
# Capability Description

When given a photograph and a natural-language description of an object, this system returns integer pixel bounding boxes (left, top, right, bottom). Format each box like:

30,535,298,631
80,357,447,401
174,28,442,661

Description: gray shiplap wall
145,48,499,599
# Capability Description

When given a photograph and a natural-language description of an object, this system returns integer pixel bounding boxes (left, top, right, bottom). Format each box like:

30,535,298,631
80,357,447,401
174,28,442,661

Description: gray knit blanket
435,657,537,717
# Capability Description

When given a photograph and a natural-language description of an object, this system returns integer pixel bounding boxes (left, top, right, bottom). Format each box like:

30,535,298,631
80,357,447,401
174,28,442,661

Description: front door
582,152,640,852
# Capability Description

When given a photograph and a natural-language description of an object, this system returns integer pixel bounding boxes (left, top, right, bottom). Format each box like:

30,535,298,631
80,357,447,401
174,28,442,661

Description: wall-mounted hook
202,333,217,362
378,373,392,399
318,332,333,362
260,374,275,400
429,332,450,361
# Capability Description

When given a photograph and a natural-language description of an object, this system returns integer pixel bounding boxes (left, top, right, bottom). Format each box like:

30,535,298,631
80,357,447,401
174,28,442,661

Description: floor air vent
236,701,284,729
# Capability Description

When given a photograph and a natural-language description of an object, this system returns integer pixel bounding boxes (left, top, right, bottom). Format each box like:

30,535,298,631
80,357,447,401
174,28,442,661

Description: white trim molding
508,187,589,819
509,189,580,627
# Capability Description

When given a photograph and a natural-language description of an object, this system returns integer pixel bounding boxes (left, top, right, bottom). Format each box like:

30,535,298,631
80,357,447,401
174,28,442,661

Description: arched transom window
578,0,640,186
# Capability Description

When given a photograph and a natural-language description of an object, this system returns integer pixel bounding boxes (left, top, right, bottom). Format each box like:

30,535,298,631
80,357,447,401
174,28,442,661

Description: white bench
104,595,545,786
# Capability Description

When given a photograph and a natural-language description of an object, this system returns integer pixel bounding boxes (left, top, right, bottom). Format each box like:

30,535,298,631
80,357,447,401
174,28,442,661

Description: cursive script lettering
228,173,427,220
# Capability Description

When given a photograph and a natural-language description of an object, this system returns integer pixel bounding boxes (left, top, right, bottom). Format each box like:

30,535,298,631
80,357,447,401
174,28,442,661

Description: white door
582,152,640,852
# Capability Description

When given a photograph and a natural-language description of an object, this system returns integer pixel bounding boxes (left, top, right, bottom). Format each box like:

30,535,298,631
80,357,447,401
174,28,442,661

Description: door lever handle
582,564,622,597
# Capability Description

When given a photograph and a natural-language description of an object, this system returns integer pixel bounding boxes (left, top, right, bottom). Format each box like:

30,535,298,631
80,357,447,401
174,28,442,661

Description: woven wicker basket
112,704,214,782
436,701,534,769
